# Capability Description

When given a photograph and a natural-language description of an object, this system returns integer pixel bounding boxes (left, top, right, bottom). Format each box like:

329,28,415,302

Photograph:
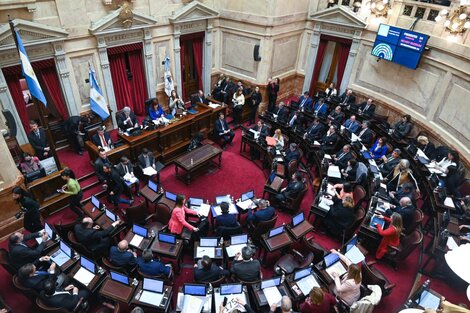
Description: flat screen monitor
346,235,358,252
268,225,284,238
292,212,304,227
60,241,72,257
261,277,281,289
110,271,129,285
241,190,254,202
143,278,164,293
216,195,231,204
80,256,95,273
105,208,116,222
133,224,148,237
220,284,243,295
91,195,100,209
184,284,206,296
158,232,176,244
200,237,218,247
324,253,340,268
148,180,158,193
294,268,311,281
230,234,248,245
189,197,203,206
44,223,54,239
165,191,177,201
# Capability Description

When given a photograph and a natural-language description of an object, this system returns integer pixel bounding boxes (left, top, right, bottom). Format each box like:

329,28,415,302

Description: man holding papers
246,199,274,225
116,156,140,198
109,240,137,271
137,148,160,183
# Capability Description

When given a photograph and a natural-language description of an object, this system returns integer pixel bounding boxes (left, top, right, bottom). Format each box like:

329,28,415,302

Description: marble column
97,36,118,127
302,24,321,93
203,23,213,95
340,33,360,94
0,134,20,188
173,32,182,95
53,42,77,117
143,28,156,98
0,70,28,145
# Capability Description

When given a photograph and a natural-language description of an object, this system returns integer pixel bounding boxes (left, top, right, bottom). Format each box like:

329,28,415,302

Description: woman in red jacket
168,194,199,235
374,213,403,259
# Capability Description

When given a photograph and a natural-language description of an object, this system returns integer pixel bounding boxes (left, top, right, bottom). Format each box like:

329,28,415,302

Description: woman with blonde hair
330,249,362,306
232,88,245,126
301,286,336,313
273,128,285,150
416,135,435,159
374,213,403,259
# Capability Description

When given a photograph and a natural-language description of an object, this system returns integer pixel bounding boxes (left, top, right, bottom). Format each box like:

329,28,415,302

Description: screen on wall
371,24,429,69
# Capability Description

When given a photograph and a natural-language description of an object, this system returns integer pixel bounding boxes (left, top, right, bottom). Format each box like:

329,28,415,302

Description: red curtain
309,39,328,96
109,54,133,111
37,66,69,119
5,74,29,132
336,43,351,91
192,39,203,91
179,43,185,99
128,51,148,116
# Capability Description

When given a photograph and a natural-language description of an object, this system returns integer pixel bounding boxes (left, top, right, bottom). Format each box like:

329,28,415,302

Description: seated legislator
251,120,270,138
313,98,328,118
275,172,304,203
18,261,59,292
8,230,49,270
332,144,353,170
169,90,185,116
137,249,171,277
246,199,275,225
103,164,133,208
379,148,401,177
91,127,113,149
20,152,43,175
303,118,326,142
391,114,412,140
147,98,164,120
329,249,361,306
358,98,376,117
285,143,301,164
369,137,388,160
287,111,303,129
321,125,340,154
117,106,138,132
215,113,235,150
355,121,373,145
192,90,208,106
328,105,345,126
272,129,285,151
168,194,200,236
215,202,239,228
388,182,414,206
373,213,403,259
343,115,360,134
94,148,113,185
332,183,354,203
300,287,337,313
385,197,416,232
322,196,355,236
339,89,356,107
194,255,230,282
416,135,436,160
385,159,419,192
273,101,288,122
116,156,140,198
325,82,338,99
342,159,368,186
109,240,137,270
435,150,459,173
231,246,261,282
74,217,121,256
40,279,89,312
297,91,313,112
27,120,51,160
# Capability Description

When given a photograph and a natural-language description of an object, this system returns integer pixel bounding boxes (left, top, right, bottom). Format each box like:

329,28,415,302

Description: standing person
248,86,262,125
267,77,279,112
63,116,87,155
232,88,245,127
103,164,132,209
168,194,204,240
374,213,403,259
59,168,83,217
27,120,51,160
168,90,185,116
12,187,42,233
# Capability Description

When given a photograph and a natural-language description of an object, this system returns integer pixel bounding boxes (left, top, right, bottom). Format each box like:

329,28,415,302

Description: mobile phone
223,297,228,306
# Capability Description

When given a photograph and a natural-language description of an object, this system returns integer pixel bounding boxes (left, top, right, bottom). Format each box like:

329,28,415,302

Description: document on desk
124,173,139,184
225,244,246,258
249,129,260,139
197,247,215,258
130,234,144,248
416,148,429,160
324,154,332,160
418,290,440,310
296,275,320,295
326,183,336,196
318,197,333,212
444,197,455,208
223,297,246,313
140,290,164,306
192,203,211,217
73,267,95,286
237,199,254,211
208,103,220,109
213,204,238,216
447,236,459,250
351,133,361,142
313,140,321,146
325,262,347,279
35,230,46,244
263,286,282,307
51,252,70,267
182,295,205,313
327,165,341,178
143,167,158,176
345,246,365,264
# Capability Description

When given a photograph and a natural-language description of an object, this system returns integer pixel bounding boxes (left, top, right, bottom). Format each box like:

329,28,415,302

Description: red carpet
1,128,468,312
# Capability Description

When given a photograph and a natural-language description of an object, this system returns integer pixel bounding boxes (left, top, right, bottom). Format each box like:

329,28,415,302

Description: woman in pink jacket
168,194,199,235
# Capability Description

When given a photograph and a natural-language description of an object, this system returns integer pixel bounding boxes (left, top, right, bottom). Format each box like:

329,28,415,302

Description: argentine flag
163,56,174,97
15,31,47,106
89,67,110,121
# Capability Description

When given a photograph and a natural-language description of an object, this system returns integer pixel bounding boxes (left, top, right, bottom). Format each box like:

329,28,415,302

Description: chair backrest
287,159,298,178
215,224,243,240
197,275,226,287
298,252,314,268
101,256,131,275
301,236,327,264
155,203,172,225
385,143,393,155
353,185,367,205
458,178,470,197
53,221,76,241
396,230,423,261
287,182,308,214
36,297,70,313
361,261,387,291
0,248,16,275
404,209,424,235
67,231,92,258
252,215,278,240
125,201,147,225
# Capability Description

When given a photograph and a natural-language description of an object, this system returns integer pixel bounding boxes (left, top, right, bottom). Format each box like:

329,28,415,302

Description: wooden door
181,40,199,101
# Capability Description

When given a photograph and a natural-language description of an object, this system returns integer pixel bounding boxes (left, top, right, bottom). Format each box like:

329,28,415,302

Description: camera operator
13,187,42,233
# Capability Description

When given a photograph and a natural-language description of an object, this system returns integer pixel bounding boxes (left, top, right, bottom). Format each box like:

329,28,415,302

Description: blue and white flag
163,56,174,97
89,67,110,120
15,31,47,106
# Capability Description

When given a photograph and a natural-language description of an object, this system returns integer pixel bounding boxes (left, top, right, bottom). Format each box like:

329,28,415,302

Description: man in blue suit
297,91,313,112
109,240,137,271
137,249,172,277
343,115,360,133
247,199,275,225
313,98,328,118
214,113,235,150
215,202,239,228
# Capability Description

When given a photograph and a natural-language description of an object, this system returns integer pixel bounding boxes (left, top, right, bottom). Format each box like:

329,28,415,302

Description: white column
53,42,77,117
339,33,360,94
203,22,213,94
173,31,182,95
143,28,156,98
0,70,28,144
302,24,322,93
97,36,118,127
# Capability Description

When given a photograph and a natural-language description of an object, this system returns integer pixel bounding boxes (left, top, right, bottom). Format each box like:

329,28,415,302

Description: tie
36,131,40,138
144,156,150,168
348,122,354,130
221,120,225,132
338,153,346,160
290,116,295,126
300,98,306,107
100,134,107,147
309,125,316,135
343,96,348,104
365,104,370,111
359,129,366,137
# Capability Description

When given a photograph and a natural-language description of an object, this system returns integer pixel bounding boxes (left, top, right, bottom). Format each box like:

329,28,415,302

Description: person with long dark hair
59,168,83,217
267,77,279,112
169,90,185,116
168,194,199,236
248,86,262,125
12,187,42,232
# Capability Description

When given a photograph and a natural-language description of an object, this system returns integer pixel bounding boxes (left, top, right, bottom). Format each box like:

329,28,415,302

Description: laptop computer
345,235,358,253
165,191,177,202
294,268,312,281
200,237,219,247
323,252,347,279
105,208,117,222
324,252,340,268
230,234,248,245
268,225,285,238
261,277,281,289
148,180,158,193
129,224,148,248
220,283,243,295
292,212,305,227
189,197,204,207
139,278,166,307
110,271,130,285
183,284,206,296
241,190,254,202
91,195,101,211
50,241,72,267
158,233,177,246
73,256,95,286
361,151,373,160
216,195,232,204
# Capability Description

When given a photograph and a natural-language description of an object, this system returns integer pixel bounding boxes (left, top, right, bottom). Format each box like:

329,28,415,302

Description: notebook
268,225,284,238
73,256,95,286
148,180,158,193
369,215,385,228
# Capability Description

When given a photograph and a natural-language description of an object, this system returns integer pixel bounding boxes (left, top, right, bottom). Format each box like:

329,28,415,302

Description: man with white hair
386,196,416,231
269,296,299,313
117,106,138,132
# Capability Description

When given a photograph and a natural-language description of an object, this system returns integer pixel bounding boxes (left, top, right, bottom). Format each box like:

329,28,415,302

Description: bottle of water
190,158,194,166
207,283,213,295
132,278,138,286
219,237,223,246
150,229,155,238
280,273,285,284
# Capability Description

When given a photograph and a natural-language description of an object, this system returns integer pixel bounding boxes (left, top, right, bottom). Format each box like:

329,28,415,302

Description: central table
174,144,223,184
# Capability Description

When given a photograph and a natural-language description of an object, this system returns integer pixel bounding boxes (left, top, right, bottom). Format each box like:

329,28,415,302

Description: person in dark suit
13,187,42,233
94,149,113,184
389,183,414,206
8,230,49,270
63,116,87,155
137,249,172,277
231,246,261,282
355,121,373,146
251,120,270,138
116,156,140,198
91,127,113,149
18,262,58,292
303,118,326,142
194,255,230,282
117,106,138,132
343,159,368,186
267,77,280,112
321,125,340,154
322,196,355,236
248,86,262,125
109,240,137,271
386,197,415,231
220,77,234,104
192,90,207,106
287,111,303,129
328,106,345,126
215,202,239,228
40,279,89,312
275,172,304,203
137,148,160,183
379,148,402,177
285,143,301,164
215,113,235,150
339,89,356,107
391,115,412,140
332,144,352,170
74,217,121,256
343,115,360,133
103,164,133,208
297,91,313,112
246,199,275,225
27,120,50,160
358,98,376,117
273,102,288,122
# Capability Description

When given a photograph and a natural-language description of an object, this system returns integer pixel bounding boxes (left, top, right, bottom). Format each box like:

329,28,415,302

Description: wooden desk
286,272,323,303
357,211,382,254
260,232,294,263
27,169,71,215
84,140,130,165
99,277,137,304
140,185,163,208
174,144,223,185
82,202,104,221
176,286,213,313
131,282,173,312
69,262,105,293
249,283,290,312
150,237,183,273
193,241,224,261
286,220,314,241
123,229,154,252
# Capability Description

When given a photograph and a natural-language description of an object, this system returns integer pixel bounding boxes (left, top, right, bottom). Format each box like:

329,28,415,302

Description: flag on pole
14,30,47,106
89,67,110,120
163,55,174,97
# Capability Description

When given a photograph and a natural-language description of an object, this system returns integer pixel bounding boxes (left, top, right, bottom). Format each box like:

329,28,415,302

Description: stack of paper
140,291,164,306
143,167,158,176
182,295,205,313
327,165,341,178
237,199,254,211
196,247,215,258
225,244,246,258
130,234,144,247
124,173,139,184
325,262,347,279
263,287,282,307
296,275,320,295
192,203,211,217
249,129,260,139
444,197,455,208
73,267,95,286
345,246,365,264
351,133,361,142
208,103,220,109
446,237,459,250
318,197,333,212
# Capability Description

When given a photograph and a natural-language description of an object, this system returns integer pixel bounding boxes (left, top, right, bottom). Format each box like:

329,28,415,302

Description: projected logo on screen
372,43,394,61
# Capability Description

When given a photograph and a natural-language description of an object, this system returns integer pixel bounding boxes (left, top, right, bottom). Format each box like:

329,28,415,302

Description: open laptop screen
91,195,100,209
184,284,206,296
200,237,218,247
158,233,176,244
220,284,243,295
148,180,158,193
324,253,340,268
60,241,72,258
165,191,177,201
345,235,358,252
110,271,129,285
294,268,311,281
189,198,203,206
105,208,116,222
133,224,148,237
80,256,95,273
216,195,231,204
44,223,54,239
241,190,254,202
230,234,248,245
292,212,304,227
261,277,281,289
268,225,284,238
143,278,164,293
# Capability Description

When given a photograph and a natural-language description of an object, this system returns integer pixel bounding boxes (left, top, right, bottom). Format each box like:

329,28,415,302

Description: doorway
179,32,204,101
